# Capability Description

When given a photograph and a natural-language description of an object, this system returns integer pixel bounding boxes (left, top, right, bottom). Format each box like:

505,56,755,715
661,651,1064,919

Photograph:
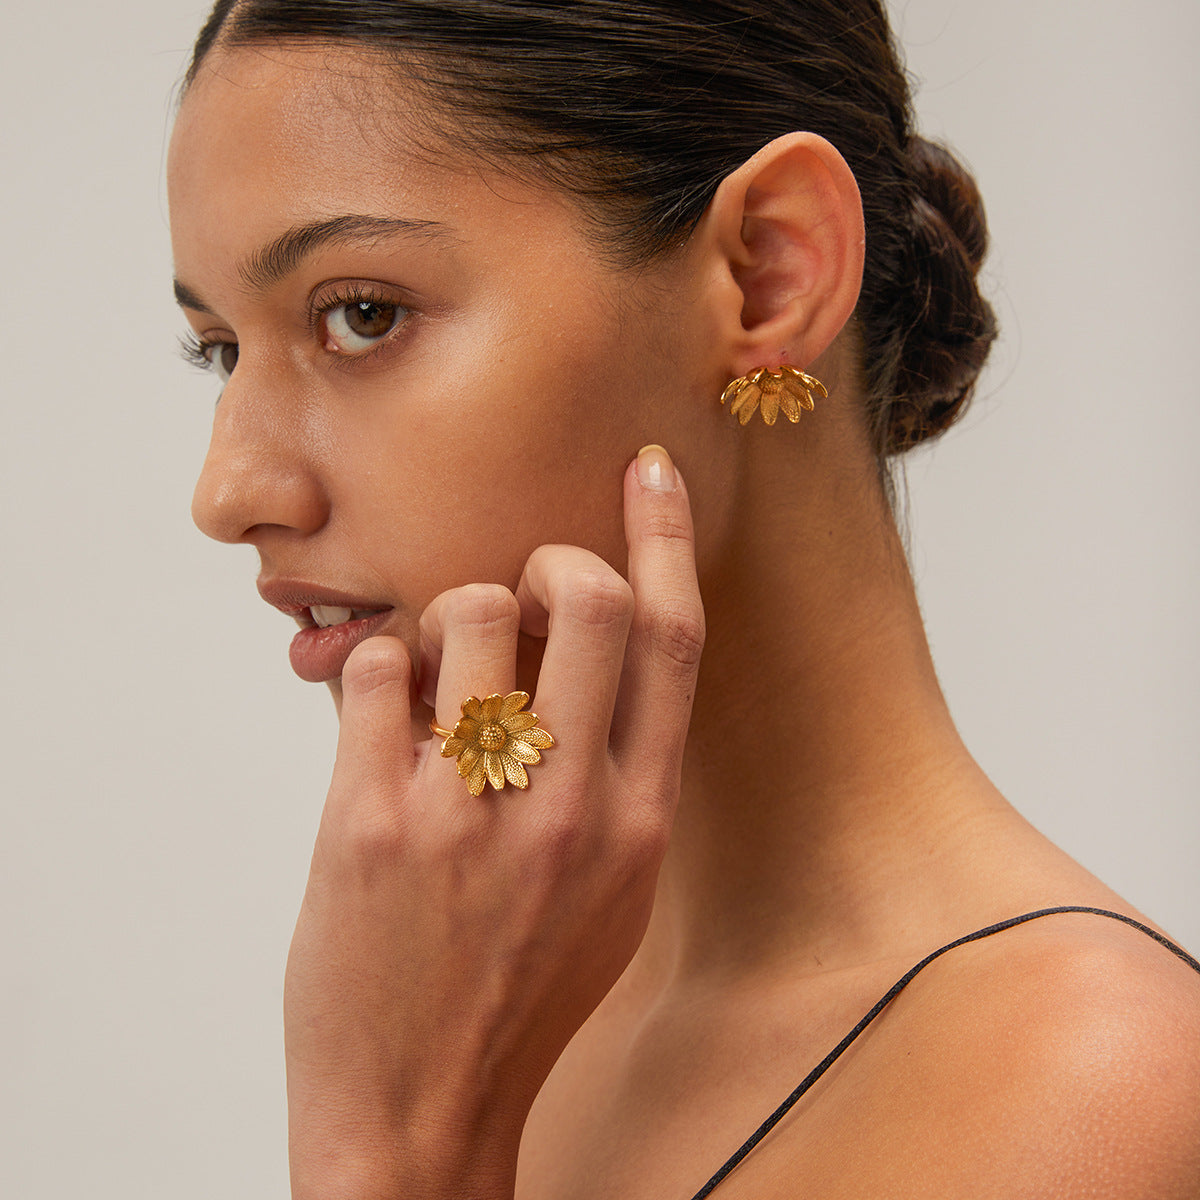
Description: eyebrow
173,214,451,313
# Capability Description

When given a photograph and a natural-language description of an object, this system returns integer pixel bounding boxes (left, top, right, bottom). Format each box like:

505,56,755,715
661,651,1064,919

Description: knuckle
445,583,520,636
342,637,411,698
527,803,590,870
617,802,673,865
640,502,694,546
639,600,706,669
343,809,402,867
319,795,410,877
555,568,635,629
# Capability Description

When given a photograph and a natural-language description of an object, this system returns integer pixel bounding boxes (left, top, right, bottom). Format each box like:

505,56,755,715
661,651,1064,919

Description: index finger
610,445,705,777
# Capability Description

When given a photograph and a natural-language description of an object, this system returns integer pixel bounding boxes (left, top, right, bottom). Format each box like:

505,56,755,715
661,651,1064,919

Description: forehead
170,45,460,224
168,44,576,285
173,45,433,183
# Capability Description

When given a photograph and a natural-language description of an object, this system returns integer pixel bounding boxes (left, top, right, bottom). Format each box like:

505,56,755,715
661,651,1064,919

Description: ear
697,132,865,376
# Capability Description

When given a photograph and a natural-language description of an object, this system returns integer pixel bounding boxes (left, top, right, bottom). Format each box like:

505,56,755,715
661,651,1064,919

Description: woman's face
169,46,733,705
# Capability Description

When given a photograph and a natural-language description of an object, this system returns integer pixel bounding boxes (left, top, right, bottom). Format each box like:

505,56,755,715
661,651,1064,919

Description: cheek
329,300,665,597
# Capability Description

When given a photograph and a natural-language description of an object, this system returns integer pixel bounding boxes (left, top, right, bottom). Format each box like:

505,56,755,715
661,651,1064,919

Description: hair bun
887,136,998,453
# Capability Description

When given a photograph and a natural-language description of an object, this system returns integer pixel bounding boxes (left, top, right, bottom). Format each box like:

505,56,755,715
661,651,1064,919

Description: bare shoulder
873,908,1200,1198
714,909,1200,1200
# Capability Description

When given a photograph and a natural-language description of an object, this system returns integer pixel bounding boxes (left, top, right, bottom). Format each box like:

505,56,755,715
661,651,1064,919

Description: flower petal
468,759,488,796
782,371,818,410
519,727,555,750
462,696,484,720
485,751,506,791
760,388,780,425
501,711,540,733
454,716,480,742
505,739,541,765
440,736,466,759
499,691,530,720
480,694,504,722
729,383,760,419
501,754,529,789
777,388,800,421
457,744,482,778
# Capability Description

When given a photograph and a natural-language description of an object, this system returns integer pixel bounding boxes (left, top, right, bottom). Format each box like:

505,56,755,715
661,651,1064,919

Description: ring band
431,691,554,796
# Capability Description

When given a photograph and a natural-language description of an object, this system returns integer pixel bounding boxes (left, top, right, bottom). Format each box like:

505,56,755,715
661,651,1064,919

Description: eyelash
180,330,214,370
178,283,412,376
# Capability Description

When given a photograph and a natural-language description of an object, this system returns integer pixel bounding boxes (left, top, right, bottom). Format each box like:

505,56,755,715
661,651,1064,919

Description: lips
257,579,395,683
288,611,395,682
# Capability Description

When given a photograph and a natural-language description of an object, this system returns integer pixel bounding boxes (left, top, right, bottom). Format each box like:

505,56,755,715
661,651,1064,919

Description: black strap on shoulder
688,906,1200,1200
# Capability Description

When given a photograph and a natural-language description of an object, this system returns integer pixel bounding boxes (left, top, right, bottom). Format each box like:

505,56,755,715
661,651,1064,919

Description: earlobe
702,132,865,376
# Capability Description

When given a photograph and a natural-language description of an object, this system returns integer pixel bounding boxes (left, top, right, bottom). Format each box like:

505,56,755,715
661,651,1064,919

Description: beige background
2,1,1196,1195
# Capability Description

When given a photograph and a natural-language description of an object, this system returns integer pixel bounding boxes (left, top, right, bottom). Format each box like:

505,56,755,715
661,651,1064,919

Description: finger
514,544,634,752
610,445,705,777
326,636,416,826
418,584,521,788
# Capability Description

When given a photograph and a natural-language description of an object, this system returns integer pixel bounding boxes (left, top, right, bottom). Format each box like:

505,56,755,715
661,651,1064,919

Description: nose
191,370,330,545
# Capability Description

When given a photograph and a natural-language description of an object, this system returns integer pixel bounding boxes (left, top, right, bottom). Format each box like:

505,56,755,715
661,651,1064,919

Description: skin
170,44,1200,1200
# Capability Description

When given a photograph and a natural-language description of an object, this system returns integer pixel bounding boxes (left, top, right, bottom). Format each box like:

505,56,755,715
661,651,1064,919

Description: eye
206,342,239,384
180,332,238,384
322,298,407,354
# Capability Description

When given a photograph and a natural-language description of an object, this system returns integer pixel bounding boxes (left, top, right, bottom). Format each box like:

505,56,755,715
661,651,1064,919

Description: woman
169,2,1200,1196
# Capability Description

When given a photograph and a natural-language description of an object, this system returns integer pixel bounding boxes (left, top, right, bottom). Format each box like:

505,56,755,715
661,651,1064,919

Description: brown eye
346,301,397,337
205,341,239,383
323,297,408,354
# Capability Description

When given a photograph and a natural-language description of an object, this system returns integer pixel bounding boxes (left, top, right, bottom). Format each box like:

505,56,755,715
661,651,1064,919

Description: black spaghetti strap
688,906,1200,1200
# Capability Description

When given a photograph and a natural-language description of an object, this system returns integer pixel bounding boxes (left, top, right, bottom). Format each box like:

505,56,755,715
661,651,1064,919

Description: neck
633,428,1008,989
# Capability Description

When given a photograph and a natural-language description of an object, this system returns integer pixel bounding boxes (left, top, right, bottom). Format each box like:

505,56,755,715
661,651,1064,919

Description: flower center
478,723,507,752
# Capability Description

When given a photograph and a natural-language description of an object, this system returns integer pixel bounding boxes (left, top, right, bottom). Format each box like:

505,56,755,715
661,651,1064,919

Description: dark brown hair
186,0,997,456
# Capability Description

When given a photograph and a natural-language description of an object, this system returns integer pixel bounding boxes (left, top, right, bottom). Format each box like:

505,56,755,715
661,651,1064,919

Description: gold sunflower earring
720,365,827,426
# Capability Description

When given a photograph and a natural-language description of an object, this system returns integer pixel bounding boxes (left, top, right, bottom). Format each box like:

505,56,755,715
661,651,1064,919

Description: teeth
311,605,354,628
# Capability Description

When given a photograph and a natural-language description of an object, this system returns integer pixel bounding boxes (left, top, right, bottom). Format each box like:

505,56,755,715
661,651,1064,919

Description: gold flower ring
431,691,555,796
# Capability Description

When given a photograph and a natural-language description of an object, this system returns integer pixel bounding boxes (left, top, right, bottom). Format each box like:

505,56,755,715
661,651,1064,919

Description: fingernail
636,444,677,492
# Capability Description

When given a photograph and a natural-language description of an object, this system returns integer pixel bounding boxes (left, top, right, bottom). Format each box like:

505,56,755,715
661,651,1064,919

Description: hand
283,446,704,1200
